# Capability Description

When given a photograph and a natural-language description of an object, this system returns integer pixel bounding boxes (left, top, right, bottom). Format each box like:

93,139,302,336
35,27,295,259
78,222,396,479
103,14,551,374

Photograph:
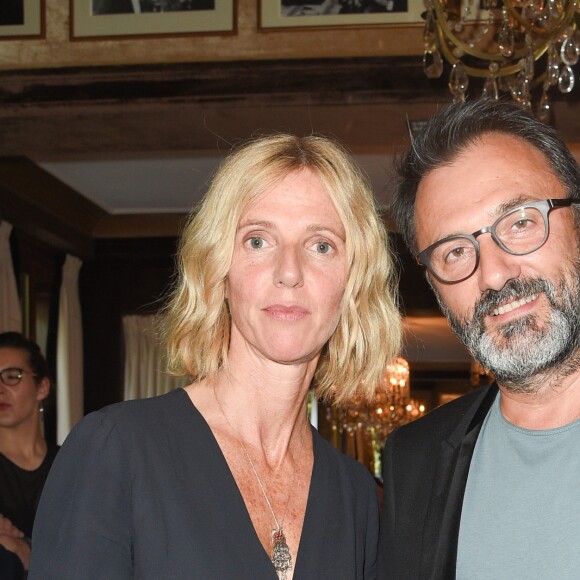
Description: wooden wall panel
79,237,178,413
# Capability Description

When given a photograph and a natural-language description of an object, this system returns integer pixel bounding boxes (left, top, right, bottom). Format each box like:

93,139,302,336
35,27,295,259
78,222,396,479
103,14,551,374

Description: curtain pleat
122,314,187,401
56,255,84,444
0,222,22,333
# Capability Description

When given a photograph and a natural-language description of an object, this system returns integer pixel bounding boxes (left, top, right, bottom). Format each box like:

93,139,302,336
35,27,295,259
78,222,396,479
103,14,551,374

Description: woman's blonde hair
163,133,401,405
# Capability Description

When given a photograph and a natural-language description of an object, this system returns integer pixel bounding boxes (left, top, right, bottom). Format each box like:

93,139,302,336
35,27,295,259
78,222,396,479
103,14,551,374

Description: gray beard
435,274,580,394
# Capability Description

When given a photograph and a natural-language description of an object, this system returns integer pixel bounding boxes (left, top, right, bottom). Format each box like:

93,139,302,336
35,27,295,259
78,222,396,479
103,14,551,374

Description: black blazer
378,383,498,579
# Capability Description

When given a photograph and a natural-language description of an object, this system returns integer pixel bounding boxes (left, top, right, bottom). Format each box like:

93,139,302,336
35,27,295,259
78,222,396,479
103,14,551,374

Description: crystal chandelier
328,357,426,477
423,0,580,121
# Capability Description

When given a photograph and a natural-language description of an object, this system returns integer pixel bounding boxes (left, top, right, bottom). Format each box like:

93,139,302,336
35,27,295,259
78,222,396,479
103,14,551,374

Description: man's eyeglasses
0,368,37,387
416,198,579,284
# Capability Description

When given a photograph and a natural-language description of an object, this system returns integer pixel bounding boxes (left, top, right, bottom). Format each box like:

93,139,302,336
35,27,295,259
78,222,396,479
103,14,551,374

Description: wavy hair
163,133,401,404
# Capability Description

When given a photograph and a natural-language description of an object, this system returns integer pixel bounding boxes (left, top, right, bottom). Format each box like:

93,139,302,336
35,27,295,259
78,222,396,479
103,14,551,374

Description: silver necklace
213,386,305,580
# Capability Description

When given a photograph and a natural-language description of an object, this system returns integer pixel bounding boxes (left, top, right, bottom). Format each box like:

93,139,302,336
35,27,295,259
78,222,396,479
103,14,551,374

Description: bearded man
379,98,580,580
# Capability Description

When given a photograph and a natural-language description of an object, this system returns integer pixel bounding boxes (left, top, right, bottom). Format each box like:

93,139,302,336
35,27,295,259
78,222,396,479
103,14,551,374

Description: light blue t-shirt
457,392,580,580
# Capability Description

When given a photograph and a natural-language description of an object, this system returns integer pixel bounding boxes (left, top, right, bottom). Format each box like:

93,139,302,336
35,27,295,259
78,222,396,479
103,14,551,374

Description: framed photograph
0,0,44,39
71,0,234,39
260,1,423,29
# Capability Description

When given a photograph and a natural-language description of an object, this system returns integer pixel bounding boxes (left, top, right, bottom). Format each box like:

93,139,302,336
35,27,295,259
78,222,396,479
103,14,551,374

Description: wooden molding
0,157,105,257
93,213,188,238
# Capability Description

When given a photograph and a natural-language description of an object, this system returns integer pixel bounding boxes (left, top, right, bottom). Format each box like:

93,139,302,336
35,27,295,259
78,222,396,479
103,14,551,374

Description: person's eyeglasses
416,198,579,284
0,368,38,387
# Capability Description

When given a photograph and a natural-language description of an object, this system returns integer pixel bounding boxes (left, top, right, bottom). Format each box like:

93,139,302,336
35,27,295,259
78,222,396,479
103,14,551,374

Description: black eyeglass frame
0,367,38,387
416,198,579,284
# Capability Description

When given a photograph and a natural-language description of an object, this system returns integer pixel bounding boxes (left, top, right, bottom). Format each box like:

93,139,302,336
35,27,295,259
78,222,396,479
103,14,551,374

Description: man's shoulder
389,383,497,447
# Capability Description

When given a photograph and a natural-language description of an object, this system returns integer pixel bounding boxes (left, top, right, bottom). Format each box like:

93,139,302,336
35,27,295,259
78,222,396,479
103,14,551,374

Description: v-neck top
29,388,379,579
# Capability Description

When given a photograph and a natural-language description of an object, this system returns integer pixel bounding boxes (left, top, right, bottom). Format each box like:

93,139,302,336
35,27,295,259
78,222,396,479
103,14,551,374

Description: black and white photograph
92,0,215,15
72,0,232,38
1,0,24,25
0,0,43,38
280,0,408,16
261,0,422,28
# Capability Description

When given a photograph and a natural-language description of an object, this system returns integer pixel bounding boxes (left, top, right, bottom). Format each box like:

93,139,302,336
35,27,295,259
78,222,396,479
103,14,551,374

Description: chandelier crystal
329,357,426,477
423,0,580,121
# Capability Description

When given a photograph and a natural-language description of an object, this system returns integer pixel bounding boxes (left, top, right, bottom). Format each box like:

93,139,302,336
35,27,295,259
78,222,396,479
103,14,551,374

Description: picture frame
71,0,234,40
0,0,44,39
260,1,423,29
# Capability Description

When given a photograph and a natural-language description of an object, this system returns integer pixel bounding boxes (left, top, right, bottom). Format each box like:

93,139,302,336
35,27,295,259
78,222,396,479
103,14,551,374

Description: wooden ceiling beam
0,157,105,257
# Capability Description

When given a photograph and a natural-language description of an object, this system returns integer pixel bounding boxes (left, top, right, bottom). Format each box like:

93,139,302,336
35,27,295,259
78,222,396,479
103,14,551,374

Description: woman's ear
36,377,50,402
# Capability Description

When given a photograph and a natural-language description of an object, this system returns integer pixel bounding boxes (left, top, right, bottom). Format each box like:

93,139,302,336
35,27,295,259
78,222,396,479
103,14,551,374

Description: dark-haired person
379,98,580,579
0,333,58,578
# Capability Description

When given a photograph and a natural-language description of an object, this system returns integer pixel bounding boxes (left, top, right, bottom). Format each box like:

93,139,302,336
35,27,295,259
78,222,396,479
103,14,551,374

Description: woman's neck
0,417,47,470
213,369,312,466
188,351,315,468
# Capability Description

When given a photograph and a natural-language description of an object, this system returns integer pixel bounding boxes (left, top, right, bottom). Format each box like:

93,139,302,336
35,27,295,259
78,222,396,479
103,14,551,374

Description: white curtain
123,314,187,401
0,222,22,333
56,255,84,444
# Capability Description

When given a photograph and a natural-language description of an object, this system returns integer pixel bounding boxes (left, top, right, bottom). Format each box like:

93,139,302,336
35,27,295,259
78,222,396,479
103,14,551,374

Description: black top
30,388,379,579
0,442,59,538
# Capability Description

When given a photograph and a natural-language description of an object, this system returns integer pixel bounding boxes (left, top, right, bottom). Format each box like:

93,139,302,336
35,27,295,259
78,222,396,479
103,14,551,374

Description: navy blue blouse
30,388,378,579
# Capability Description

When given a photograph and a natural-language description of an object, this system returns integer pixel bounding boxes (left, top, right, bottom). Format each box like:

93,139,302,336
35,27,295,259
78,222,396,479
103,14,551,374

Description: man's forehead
414,134,559,245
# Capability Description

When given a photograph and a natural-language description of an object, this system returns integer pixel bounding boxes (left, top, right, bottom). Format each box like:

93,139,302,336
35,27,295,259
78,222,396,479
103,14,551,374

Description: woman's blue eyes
248,237,264,249
245,237,333,254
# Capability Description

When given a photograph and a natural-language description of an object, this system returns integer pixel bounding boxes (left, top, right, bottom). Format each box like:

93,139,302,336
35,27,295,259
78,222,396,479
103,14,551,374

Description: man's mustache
472,278,551,322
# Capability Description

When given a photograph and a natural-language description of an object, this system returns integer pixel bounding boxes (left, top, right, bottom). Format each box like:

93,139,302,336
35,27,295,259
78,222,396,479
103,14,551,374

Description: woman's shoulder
38,441,60,473
70,388,195,443
97,387,188,422
57,389,203,470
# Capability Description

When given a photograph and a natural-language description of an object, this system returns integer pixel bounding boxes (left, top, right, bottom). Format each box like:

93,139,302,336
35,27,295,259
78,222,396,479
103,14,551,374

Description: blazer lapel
419,384,498,580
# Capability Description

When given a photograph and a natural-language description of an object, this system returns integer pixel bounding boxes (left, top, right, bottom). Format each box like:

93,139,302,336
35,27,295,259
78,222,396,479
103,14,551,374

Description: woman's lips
0,403,11,411
264,305,309,321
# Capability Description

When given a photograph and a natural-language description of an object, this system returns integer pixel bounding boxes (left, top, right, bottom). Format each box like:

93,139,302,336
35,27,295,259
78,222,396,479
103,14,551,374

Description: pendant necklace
213,386,305,580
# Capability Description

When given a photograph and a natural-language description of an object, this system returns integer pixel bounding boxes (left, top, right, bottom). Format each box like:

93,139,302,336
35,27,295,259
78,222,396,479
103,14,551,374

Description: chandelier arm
437,25,550,79
504,0,577,39
432,0,574,79
431,0,503,63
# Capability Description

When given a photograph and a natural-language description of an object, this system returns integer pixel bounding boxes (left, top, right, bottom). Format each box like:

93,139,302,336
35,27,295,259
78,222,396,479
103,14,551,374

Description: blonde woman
30,134,401,579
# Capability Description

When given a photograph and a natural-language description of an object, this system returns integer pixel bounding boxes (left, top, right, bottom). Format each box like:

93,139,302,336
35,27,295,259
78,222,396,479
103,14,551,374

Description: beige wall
1,0,424,70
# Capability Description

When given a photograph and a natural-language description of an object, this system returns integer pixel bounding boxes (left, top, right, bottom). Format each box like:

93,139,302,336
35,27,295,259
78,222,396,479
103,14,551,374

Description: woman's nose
274,245,304,289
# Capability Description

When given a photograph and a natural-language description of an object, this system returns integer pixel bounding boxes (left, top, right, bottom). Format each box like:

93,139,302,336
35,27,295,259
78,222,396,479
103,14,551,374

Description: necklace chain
213,385,306,580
